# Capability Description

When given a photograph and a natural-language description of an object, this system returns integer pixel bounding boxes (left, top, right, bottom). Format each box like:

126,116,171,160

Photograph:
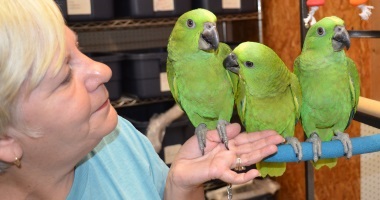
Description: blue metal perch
264,134,380,162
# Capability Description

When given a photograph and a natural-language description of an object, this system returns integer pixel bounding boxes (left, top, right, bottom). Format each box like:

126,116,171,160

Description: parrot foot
195,123,208,155
285,137,303,161
306,132,322,162
217,119,230,151
333,131,353,159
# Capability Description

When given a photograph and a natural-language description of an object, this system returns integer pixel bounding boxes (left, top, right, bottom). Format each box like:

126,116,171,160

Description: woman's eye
245,61,254,68
317,27,325,36
61,68,72,85
187,19,195,28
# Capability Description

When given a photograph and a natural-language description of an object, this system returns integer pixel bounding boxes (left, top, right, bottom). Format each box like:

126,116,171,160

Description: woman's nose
84,60,112,92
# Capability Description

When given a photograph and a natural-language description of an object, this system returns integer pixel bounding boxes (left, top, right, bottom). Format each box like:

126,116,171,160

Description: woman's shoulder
68,115,168,199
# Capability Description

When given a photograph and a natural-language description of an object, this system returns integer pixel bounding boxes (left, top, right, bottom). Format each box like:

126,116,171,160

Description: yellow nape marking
326,16,344,25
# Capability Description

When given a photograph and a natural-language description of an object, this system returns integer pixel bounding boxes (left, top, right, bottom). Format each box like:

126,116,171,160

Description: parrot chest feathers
242,88,296,135
301,79,353,132
298,51,347,71
243,74,291,98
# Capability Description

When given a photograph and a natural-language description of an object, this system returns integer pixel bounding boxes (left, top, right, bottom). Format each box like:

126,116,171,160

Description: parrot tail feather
256,162,286,177
312,158,337,170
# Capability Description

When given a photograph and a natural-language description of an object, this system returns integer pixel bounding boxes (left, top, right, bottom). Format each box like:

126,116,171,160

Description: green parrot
166,9,237,155
293,16,360,169
223,42,302,177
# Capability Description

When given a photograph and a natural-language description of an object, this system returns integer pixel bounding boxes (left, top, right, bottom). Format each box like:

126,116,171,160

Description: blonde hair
0,0,66,137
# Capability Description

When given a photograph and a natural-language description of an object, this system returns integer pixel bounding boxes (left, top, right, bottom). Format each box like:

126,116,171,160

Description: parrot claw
195,123,208,155
333,131,352,159
217,119,230,151
285,136,303,161
306,132,322,162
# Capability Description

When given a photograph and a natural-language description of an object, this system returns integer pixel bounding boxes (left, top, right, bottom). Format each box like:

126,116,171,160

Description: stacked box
114,0,191,18
193,0,257,14
54,0,114,22
121,48,172,99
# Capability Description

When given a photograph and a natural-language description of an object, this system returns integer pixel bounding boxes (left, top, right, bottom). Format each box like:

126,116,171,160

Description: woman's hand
165,123,284,199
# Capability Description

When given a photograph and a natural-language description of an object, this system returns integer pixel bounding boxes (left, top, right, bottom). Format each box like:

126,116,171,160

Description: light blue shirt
67,116,169,200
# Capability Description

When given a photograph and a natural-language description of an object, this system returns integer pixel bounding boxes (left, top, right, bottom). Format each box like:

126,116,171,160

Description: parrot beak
223,53,240,74
199,22,219,51
332,25,350,51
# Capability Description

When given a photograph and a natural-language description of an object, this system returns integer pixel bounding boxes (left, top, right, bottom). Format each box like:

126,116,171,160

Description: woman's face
12,26,118,169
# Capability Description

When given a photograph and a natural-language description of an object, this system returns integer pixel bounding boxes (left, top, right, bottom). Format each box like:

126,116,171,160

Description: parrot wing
240,92,247,126
293,56,301,79
345,57,360,129
219,43,239,94
233,78,247,127
289,73,302,125
166,57,183,110
218,42,232,56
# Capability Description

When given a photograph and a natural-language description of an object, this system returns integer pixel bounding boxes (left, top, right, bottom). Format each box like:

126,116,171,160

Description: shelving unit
68,12,260,53
68,10,262,106
69,13,259,31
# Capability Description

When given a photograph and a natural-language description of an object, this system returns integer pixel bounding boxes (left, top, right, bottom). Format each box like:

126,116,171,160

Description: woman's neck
0,165,75,200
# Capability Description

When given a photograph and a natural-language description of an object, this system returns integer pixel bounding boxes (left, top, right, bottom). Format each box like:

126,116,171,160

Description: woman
0,0,284,199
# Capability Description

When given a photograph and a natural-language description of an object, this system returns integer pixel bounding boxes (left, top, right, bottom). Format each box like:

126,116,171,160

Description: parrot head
224,42,289,93
304,16,350,52
169,9,219,52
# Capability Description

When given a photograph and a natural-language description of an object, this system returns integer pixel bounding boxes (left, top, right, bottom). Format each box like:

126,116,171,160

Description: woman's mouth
96,99,110,112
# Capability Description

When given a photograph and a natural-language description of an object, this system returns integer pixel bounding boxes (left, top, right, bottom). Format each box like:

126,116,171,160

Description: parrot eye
245,61,254,68
317,27,326,36
187,19,195,28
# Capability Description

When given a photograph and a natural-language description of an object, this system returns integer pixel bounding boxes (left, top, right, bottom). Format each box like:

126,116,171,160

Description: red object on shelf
306,0,325,6
350,0,368,6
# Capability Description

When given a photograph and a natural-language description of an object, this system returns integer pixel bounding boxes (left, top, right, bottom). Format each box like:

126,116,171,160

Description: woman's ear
0,135,22,164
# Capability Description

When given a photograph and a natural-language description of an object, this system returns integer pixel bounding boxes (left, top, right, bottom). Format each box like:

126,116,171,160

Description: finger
234,134,284,155
178,123,241,150
233,130,283,146
219,169,261,185
205,123,241,142
238,144,279,167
